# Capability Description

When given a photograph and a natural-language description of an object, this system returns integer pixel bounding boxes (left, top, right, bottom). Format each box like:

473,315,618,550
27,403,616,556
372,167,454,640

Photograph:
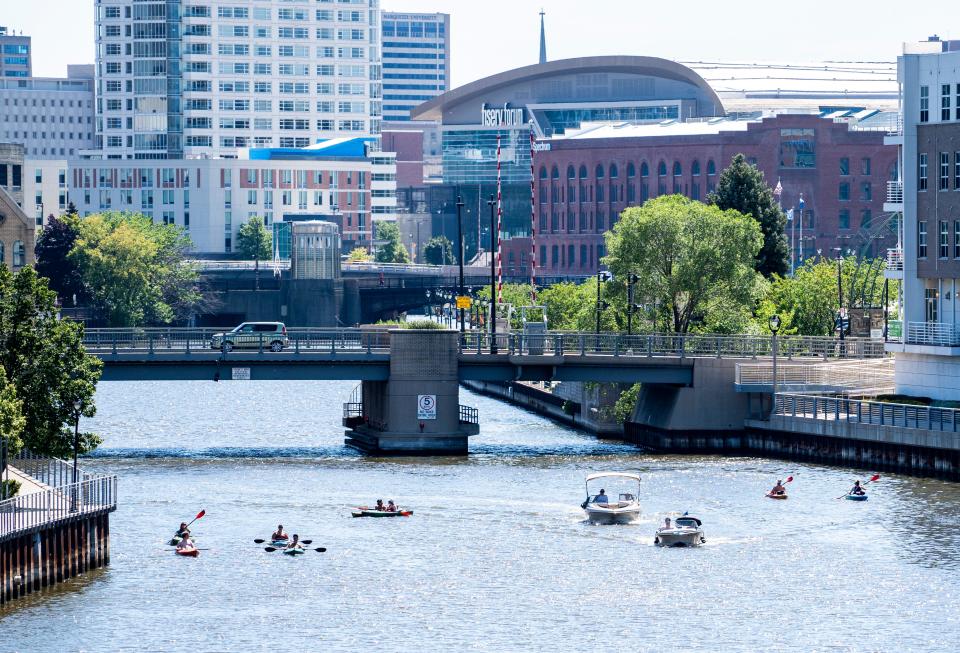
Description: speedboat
654,514,705,547
581,472,642,525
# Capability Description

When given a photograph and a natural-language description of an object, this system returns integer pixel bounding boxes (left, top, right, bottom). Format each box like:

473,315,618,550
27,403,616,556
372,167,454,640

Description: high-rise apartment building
93,0,383,160
381,12,448,122
0,27,31,78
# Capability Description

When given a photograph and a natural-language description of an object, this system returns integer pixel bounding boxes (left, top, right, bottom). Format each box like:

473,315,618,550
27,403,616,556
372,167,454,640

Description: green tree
0,266,101,457
34,212,85,304
422,236,456,265
236,216,273,260
604,195,763,334
613,383,641,424
0,367,26,456
346,247,372,263
374,221,411,264
70,212,200,327
709,154,789,278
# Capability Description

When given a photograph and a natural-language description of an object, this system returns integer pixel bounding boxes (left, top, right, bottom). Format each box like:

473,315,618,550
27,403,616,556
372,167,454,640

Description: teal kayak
270,539,289,547
282,547,305,556
845,494,868,501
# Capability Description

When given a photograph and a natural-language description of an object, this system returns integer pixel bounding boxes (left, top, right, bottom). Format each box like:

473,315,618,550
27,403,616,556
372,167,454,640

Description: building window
12,241,24,269
943,84,952,121
919,154,928,191
838,182,850,201
780,128,816,168
860,182,872,201
839,157,849,175
918,221,928,258
672,162,682,193
920,86,929,123
861,209,872,230
925,288,939,322
861,157,871,175
941,152,951,190
956,152,960,190
940,220,950,258
954,220,960,258
839,209,850,230
956,84,960,121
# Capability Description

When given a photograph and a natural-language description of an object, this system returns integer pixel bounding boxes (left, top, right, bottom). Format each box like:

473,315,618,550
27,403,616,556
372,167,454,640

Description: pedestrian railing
459,405,479,425
774,393,960,432
10,449,94,489
84,328,887,360
0,475,117,541
886,247,903,271
736,359,894,393
886,180,903,204
905,321,960,347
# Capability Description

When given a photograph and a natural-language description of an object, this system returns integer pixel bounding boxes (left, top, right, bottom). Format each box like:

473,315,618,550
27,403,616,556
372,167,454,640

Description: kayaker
176,534,195,551
272,525,288,541
849,480,865,496
594,489,609,504
285,534,303,551
386,500,397,512
770,480,786,496
175,522,190,538
374,499,386,512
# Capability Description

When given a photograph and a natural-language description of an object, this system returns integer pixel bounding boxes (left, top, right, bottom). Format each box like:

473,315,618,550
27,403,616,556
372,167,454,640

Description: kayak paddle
834,474,880,499
264,546,326,553
186,509,206,528
255,538,312,545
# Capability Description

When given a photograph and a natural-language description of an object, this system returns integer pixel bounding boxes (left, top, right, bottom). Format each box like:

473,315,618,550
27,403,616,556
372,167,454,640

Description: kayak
765,492,788,500
282,547,305,556
351,508,413,518
169,536,196,546
175,548,199,557
270,539,289,547
845,493,869,501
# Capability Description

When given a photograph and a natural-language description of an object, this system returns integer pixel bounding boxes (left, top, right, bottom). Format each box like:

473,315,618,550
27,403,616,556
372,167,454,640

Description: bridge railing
459,405,479,425
83,327,393,353
458,332,886,359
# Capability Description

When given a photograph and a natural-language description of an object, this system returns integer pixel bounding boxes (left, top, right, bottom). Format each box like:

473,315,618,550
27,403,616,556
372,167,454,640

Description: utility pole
487,194,497,354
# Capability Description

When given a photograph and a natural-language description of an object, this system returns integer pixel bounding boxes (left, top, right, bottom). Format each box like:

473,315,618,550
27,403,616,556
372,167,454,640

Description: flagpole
798,193,805,269
790,208,795,276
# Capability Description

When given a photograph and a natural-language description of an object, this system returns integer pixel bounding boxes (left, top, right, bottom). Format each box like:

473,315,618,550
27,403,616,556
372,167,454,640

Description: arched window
595,164,604,179
707,160,716,176
12,241,24,269
567,165,576,203
626,163,636,203
626,162,635,178
658,161,667,177
539,166,548,179
579,165,588,178
691,160,701,176
640,162,649,178
609,164,618,178
551,165,559,179
673,162,682,177
567,165,576,179
0,241,5,265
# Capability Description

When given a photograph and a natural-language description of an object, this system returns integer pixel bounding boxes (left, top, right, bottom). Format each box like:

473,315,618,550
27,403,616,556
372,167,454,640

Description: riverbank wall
1,456,117,607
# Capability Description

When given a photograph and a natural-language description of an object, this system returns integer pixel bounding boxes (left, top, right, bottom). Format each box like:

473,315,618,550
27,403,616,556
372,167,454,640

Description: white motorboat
581,472,642,525
654,514,705,547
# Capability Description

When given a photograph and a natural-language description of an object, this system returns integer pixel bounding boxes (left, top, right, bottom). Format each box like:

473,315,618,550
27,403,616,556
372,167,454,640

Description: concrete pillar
345,329,479,455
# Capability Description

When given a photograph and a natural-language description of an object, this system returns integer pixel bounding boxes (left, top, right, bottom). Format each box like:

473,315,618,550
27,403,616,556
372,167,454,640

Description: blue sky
3,0,952,85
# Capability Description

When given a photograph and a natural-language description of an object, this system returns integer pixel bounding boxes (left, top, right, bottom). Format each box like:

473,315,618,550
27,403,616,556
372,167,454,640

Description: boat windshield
676,517,701,528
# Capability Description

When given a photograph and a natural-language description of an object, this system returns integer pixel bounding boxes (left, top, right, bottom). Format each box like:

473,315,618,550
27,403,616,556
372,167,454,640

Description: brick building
530,114,898,276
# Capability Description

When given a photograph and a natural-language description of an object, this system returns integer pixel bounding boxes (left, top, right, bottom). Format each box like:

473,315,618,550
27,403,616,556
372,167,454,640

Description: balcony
884,180,903,212
885,247,903,279
906,321,960,347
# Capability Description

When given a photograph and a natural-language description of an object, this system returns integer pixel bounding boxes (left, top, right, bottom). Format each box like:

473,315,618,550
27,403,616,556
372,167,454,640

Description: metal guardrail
905,321,960,347
0,476,117,542
459,405,479,425
736,359,894,393
886,247,903,271
10,450,94,488
775,393,960,432
886,180,903,204
83,328,887,360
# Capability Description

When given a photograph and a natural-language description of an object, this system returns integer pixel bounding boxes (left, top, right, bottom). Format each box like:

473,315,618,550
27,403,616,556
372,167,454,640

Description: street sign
417,394,437,420
456,296,472,309
232,367,251,381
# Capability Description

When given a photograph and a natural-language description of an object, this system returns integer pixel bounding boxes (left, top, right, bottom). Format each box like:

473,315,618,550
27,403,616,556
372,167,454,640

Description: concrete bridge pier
344,329,479,455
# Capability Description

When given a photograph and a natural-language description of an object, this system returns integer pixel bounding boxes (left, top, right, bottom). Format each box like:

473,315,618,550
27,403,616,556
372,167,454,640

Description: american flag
774,179,783,199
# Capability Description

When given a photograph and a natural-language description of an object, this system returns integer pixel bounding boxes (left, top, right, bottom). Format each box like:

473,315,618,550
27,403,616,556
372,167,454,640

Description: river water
3,381,960,652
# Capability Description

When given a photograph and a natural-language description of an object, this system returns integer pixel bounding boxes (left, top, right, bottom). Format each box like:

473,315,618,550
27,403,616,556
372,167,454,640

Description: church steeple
538,10,547,64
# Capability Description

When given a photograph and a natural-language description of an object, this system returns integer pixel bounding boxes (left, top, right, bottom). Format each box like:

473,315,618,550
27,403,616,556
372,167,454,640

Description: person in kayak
386,500,397,512
594,489,609,504
175,522,190,538
285,534,303,552
271,525,288,540
770,480,786,496
176,533,196,551
374,499,385,511
849,480,866,495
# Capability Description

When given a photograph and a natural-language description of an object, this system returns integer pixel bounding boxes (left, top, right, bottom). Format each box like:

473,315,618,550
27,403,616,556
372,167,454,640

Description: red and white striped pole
496,134,503,306
529,123,537,303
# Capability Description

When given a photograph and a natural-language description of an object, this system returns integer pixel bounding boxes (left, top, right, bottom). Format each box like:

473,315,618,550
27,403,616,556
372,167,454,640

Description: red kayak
175,548,199,557
765,492,788,500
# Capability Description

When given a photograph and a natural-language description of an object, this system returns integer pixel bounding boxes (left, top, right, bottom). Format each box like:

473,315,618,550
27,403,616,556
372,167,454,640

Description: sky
2,0,954,85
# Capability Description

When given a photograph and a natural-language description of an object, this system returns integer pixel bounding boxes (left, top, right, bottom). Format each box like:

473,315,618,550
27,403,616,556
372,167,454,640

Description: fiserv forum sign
481,103,525,127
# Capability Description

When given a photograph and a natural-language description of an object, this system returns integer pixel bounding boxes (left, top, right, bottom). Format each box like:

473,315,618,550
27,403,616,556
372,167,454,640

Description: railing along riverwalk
84,328,886,360
774,393,960,433
736,358,895,393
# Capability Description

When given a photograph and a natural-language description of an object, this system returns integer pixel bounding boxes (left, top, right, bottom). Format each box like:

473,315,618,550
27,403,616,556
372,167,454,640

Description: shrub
1,479,21,499
403,319,444,330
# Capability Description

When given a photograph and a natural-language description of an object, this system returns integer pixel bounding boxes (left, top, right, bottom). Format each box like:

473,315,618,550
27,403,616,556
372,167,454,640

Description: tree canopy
603,195,764,333
34,212,85,304
422,236,455,266
374,221,411,264
69,212,200,327
346,247,372,263
709,154,789,278
0,266,101,457
237,216,273,260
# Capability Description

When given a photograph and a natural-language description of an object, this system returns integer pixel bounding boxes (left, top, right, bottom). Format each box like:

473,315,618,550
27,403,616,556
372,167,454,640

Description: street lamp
626,273,639,335
595,271,612,346
486,194,497,354
834,247,845,342
769,314,781,416
456,195,466,334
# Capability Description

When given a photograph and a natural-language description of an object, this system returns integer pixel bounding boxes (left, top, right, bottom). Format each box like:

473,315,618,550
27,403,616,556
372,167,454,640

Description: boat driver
594,489,609,504
662,517,672,530
272,525,288,540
